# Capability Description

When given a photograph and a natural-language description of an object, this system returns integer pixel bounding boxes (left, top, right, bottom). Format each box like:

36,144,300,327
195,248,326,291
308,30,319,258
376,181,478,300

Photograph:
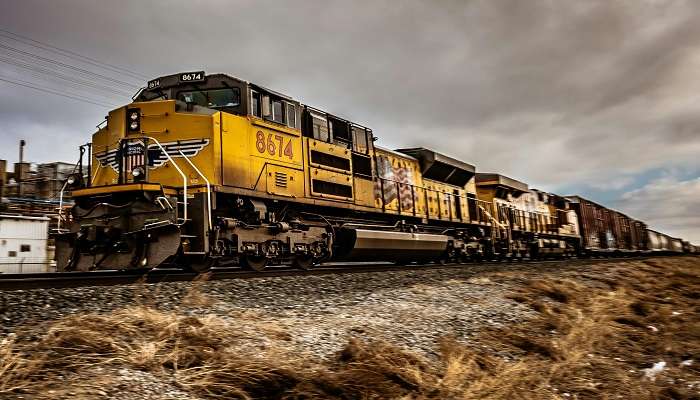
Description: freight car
53,71,697,271
647,230,685,254
566,196,648,255
684,242,700,254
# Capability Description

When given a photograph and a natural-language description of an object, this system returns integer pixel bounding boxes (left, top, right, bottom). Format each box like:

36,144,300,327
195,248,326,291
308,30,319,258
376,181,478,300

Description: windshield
140,90,167,101
177,88,240,108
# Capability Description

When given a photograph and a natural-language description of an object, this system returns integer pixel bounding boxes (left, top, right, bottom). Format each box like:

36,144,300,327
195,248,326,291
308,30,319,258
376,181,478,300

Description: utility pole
0,159,6,199
18,139,25,197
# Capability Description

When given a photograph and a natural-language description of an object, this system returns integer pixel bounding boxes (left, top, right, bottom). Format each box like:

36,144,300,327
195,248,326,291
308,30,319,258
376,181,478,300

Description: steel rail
0,256,662,292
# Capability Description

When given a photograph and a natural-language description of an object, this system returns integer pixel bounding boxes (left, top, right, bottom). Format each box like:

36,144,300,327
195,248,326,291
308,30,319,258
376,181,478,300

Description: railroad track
0,256,656,291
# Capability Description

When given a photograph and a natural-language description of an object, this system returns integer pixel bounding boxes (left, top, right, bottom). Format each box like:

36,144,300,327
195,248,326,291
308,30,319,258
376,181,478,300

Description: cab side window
271,100,285,124
287,103,296,128
251,88,300,128
352,126,368,153
311,112,329,142
251,90,261,117
329,117,350,142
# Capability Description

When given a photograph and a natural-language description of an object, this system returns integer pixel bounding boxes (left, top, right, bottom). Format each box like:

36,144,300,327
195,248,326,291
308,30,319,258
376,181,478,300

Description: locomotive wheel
240,255,267,271
292,255,314,270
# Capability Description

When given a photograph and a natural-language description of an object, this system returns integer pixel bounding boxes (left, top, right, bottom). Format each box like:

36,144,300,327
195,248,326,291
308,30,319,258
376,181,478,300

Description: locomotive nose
55,187,182,272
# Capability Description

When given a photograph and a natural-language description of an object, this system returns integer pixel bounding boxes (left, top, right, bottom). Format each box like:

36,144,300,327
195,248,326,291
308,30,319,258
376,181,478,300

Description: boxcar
567,196,647,254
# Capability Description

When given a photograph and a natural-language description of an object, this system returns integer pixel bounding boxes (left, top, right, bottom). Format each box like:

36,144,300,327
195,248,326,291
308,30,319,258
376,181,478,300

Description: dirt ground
0,256,698,399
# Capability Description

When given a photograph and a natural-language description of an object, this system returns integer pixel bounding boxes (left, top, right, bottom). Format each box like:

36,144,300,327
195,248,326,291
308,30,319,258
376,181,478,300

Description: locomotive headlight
126,108,140,132
131,166,146,181
66,173,83,188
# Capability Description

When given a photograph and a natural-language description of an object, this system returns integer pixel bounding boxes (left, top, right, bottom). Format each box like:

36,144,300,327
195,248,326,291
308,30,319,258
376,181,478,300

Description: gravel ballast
3,257,696,399
0,263,539,359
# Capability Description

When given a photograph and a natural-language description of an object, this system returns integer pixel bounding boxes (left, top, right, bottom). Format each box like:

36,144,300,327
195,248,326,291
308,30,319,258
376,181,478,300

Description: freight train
53,71,698,272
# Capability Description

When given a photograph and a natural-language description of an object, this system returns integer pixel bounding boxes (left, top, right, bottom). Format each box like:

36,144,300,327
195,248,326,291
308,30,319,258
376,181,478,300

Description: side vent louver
312,179,353,198
310,150,351,171
275,172,288,188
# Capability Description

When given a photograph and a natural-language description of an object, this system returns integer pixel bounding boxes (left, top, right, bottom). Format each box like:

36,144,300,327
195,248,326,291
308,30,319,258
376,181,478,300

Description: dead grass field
0,256,698,399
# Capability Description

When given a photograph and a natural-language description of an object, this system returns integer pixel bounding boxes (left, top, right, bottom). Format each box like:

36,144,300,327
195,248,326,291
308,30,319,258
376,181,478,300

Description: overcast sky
0,0,698,242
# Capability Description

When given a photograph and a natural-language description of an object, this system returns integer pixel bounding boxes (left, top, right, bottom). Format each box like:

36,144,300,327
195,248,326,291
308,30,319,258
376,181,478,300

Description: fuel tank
334,228,449,262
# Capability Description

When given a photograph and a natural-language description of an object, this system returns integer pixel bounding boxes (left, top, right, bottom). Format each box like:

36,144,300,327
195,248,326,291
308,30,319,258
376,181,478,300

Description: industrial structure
0,141,79,272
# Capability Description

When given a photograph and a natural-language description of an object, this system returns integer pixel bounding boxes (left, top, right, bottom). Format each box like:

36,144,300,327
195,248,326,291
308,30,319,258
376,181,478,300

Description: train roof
566,195,613,210
375,146,418,161
395,148,475,174
567,195,624,211
566,195,649,225
140,72,248,93
647,228,683,240
396,148,475,187
137,71,377,133
476,173,528,194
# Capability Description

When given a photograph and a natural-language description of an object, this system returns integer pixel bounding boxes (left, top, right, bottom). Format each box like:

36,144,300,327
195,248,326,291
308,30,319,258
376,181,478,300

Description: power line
0,28,149,81
0,55,134,97
0,42,140,89
0,75,118,108
0,66,128,104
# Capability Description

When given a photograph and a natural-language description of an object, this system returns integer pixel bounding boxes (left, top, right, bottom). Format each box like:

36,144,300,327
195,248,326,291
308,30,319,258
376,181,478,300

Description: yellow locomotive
55,71,580,271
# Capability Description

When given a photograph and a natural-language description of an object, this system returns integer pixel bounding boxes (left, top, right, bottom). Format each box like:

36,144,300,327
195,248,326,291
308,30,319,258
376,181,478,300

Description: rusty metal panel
613,211,634,250
630,220,648,250
570,195,650,252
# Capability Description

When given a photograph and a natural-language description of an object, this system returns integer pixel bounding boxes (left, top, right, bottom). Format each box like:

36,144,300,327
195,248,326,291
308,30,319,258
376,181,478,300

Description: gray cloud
0,0,698,239
620,176,700,243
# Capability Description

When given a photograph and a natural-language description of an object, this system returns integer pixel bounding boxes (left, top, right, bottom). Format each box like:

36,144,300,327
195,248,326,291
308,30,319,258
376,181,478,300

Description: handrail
91,163,101,186
56,180,69,232
179,150,212,230
142,136,188,225
478,204,508,230
374,176,561,234
155,196,174,211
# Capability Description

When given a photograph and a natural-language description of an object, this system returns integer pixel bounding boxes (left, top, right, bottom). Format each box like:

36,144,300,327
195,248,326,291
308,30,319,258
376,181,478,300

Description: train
53,71,699,272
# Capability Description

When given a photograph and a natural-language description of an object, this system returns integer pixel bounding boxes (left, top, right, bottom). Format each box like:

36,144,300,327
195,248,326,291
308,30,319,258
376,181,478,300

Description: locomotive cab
54,71,328,271
55,71,239,271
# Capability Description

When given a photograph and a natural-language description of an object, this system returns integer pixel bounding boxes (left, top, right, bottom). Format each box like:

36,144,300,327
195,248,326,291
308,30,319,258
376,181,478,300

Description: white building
0,215,51,273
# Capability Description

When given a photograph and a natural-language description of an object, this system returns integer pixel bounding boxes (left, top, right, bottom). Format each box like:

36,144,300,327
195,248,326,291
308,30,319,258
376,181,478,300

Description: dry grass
0,256,698,399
